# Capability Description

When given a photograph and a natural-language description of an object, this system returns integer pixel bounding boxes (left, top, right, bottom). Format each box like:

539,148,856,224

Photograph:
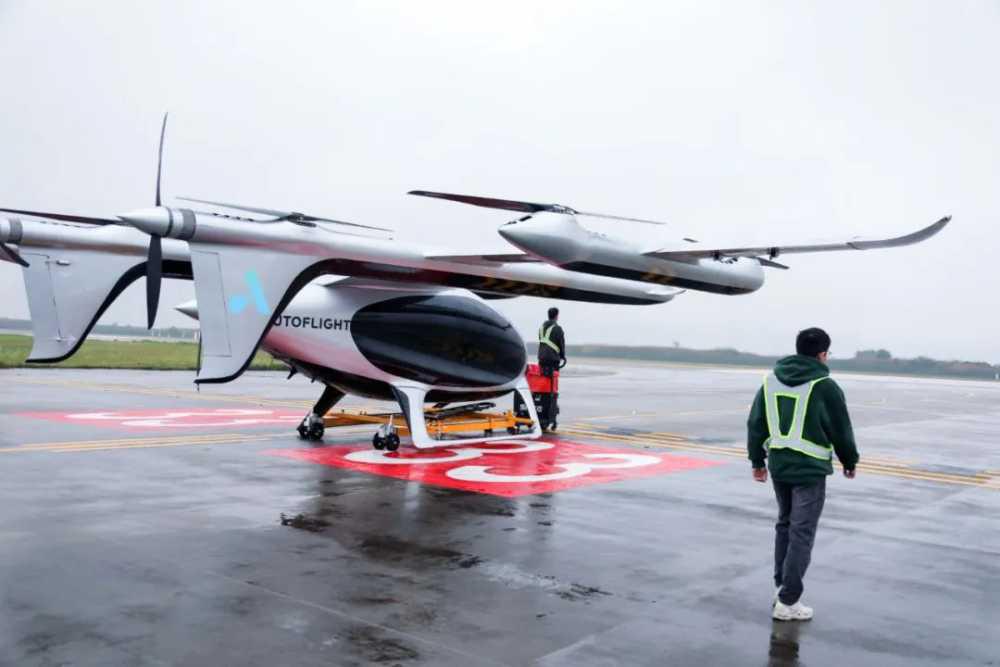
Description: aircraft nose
498,220,578,264
497,223,531,246
118,207,173,236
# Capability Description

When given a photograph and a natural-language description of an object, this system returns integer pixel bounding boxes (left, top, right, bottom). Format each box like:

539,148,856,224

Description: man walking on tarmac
538,307,566,377
747,327,859,622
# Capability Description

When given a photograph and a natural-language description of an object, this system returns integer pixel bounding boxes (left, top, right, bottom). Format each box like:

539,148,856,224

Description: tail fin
17,248,147,362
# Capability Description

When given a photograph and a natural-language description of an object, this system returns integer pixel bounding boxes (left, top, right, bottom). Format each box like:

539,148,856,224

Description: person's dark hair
547,307,559,320
796,327,831,358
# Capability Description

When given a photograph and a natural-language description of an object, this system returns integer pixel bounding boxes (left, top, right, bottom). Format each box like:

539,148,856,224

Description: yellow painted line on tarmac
559,425,995,490
12,377,386,415
3,423,380,455
13,377,313,408
1,433,279,454
576,412,658,422
560,426,742,459
27,437,271,454
7,433,257,451
583,427,921,471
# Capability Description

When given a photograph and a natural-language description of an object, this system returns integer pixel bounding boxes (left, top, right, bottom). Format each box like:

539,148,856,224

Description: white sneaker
772,586,782,607
772,600,813,621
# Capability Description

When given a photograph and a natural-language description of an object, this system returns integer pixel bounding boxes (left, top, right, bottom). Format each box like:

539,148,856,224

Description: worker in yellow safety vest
538,306,566,378
747,327,859,623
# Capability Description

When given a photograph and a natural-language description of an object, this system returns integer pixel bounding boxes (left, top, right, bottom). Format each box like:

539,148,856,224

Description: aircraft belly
562,249,765,295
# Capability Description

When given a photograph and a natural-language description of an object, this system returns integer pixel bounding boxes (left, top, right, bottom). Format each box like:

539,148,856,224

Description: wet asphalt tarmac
0,363,997,666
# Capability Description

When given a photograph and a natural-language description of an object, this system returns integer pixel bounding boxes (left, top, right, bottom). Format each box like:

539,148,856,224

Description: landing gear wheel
306,422,325,441
385,433,400,452
297,422,309,440
507,426,518,435
372,434,386,450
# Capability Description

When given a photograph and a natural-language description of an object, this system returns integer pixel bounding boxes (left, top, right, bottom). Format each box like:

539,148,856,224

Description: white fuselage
498,213,766,295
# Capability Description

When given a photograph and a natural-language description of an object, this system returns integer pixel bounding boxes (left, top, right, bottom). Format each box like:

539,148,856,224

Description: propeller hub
0,218,10,242
174,300,200,321
118,207,173,236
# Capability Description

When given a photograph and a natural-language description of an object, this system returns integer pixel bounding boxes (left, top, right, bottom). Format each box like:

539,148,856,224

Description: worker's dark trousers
773,476,826,605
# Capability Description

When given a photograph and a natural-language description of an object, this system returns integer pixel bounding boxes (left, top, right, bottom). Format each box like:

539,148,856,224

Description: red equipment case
525,363,559,394
517,363,560,431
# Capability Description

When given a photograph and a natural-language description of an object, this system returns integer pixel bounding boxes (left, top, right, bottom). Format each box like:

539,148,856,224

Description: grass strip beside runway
0,334,284,371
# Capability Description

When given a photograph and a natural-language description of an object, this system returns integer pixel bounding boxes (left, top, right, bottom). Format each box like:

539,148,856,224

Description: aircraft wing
643,216,951,262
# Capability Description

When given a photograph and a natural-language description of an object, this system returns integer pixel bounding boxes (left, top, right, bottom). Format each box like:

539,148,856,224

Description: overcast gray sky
1,1,997,363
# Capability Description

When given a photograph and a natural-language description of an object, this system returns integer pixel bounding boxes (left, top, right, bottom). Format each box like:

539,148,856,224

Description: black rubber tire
385,433,400,452
307,423,324,441
372,434,386,450
297,423,309,439
507,426,518,435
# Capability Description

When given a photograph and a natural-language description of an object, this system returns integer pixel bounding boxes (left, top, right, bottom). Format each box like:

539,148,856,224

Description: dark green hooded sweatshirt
747,355,859,484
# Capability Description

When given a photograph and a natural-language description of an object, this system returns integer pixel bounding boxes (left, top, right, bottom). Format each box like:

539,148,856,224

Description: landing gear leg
297,385,345,442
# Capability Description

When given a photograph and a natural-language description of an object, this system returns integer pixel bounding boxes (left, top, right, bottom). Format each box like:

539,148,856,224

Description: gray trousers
773,476,826,605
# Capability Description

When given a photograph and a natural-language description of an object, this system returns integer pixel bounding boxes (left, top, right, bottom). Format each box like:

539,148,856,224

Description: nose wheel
297,415,325,442
296,385,344,443
372,432,400,452
372,419,401,452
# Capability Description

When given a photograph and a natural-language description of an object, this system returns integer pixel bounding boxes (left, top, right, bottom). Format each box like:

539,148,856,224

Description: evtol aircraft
0,117,949,450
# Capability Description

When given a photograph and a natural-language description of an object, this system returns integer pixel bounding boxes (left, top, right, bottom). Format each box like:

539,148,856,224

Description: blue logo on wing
229,270,269,315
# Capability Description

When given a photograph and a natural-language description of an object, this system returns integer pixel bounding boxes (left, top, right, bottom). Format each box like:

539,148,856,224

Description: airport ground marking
1,433,278,454
560,425,997,489
576,412,658,422
13,376,316,409
568,426,970,478
15,376,385,417
3,425,379,455
8,399,993,489
266,439,723,497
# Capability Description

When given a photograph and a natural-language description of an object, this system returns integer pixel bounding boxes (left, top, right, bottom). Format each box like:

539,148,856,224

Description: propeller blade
155,113,168,207
0,207,118,225
146,235,163,329
574,211,669,226
408,190,668,225
0,242,29,267
756,256,790,270
176,197,392,232
176,197,289,219
409,190,563,214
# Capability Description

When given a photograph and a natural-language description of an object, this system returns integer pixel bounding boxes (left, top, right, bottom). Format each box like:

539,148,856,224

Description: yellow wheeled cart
322,402,535,451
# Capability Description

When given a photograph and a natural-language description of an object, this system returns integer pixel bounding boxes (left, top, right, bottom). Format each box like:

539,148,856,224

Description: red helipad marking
20,408,303,430
265,439,722,497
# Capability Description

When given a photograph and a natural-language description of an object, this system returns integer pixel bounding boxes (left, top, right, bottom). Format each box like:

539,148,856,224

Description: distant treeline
2,317,995,380
527,343,1000,381
0,317,197,340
